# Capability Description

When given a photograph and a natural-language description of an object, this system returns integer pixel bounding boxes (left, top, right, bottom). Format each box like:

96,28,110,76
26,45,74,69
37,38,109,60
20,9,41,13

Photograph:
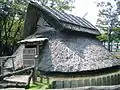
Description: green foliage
52,0,75,11
38,0,75,11
96,0,120,43
112,27,120,42
0,0,27,56
97,33,107,42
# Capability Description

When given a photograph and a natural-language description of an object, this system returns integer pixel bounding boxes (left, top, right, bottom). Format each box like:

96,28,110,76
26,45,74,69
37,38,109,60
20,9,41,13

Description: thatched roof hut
24,1,120,74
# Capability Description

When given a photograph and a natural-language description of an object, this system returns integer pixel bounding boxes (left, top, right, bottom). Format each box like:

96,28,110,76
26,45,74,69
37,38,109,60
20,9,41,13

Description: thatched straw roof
24,1,100,37
36,27,120,72
22,1,120,72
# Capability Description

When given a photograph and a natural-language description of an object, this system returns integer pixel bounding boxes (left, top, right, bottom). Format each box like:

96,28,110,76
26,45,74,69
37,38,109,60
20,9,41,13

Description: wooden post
33,44,39,83
40,75,43,83
32,43,39,84
47,76,49,84
108,27,111,51
1,60,3,75
12,57,15,72
0,61,1,75
32,66,36,84
32,55,38,84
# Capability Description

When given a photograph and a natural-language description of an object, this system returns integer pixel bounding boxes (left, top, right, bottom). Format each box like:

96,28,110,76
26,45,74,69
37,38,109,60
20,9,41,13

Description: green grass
27,82,49,90
27,76,51,90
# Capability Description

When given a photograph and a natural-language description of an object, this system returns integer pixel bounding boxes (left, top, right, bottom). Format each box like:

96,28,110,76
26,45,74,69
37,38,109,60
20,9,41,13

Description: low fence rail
47,85,120,90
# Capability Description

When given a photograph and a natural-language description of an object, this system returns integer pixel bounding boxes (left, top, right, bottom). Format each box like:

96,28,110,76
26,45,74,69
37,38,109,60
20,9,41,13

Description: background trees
96,0,120,51
0,0,75,56
0,0,27,56
36,0,75,11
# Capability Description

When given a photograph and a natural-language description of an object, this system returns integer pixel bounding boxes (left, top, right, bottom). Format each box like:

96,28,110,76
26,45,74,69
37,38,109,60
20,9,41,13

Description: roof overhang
62,22,100,35
18,38,48,44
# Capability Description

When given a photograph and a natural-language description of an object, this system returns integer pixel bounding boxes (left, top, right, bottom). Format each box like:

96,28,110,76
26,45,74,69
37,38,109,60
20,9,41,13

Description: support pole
12,57,15,72
108,27,111,51
32,66,36,84
108,20,112,52
32,55,38,84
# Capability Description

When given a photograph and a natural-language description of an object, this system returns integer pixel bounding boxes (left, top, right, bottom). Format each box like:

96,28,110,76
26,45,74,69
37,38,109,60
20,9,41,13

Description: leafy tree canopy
96,0,120,43
36,0,75,11
0,0,27,56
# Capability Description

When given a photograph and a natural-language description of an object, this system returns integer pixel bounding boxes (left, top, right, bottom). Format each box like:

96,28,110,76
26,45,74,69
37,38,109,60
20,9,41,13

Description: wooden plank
97,78,102,86
23,59,35,67
23,48,36,54
23,48,36,67
52,81,63,89
0,56,16,59
91,78,97,86
0,66,34,79
4,75,30,83
78,79,84,87
103,77,107,85
63,80,71,88
107,76,111,85
70,80,78,88
111,75,116,85
84,79,90,86
47,85,120,90
115,74,119,84
12,58,15,72
118,74,120,84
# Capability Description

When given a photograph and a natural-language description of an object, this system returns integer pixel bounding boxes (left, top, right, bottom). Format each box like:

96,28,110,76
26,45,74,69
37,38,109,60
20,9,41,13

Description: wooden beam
0,66,34,80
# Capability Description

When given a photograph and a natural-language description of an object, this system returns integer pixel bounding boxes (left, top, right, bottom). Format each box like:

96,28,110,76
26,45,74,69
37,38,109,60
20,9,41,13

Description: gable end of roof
29,1,100,36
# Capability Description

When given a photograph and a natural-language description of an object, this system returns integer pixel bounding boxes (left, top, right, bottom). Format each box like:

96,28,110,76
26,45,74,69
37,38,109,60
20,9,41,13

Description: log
0,66,34,80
